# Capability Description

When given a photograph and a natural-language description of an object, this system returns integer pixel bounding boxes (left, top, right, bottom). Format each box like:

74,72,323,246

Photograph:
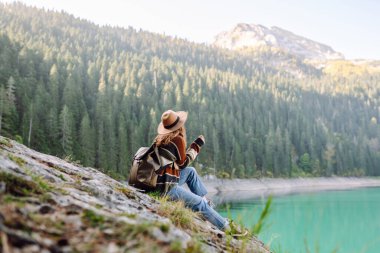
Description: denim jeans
167,167,228,230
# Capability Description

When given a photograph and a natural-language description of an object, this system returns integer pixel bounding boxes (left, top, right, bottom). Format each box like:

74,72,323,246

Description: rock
19,244,40,253
64,204,82,215
57,238,69,246
39,205,55,214
106,242,120,253
0,181,5,194
0,136,270,253
213,23,344,61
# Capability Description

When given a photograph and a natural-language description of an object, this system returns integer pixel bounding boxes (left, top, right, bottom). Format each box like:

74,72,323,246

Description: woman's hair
155,126,186,146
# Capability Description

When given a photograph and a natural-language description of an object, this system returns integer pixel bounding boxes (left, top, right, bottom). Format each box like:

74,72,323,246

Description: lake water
216,187,380,253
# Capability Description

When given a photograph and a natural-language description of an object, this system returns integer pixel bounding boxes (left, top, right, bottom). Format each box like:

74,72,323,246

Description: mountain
0,2,379,179
213,23,344,61
0,136,269,252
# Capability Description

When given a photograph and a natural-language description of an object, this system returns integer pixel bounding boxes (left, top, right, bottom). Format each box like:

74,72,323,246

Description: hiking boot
224,220,250,238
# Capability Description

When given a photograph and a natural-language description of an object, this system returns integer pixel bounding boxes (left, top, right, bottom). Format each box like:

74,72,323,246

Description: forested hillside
0,3,379,178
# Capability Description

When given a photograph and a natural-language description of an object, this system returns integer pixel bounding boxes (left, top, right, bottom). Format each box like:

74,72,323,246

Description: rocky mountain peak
213,23,344,61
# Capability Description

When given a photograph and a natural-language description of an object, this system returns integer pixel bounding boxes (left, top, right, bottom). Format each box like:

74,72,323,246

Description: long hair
155,126,186,147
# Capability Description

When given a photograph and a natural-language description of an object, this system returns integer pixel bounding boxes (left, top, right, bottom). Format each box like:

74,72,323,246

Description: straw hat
157,110,188,134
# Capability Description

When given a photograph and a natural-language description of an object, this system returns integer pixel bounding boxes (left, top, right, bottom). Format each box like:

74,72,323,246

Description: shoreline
203,177,380,203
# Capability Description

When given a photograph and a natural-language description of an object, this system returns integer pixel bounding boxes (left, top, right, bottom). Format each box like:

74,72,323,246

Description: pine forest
0,3,379,179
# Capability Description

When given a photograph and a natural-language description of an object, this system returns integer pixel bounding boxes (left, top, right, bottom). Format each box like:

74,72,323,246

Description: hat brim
157,111,188,134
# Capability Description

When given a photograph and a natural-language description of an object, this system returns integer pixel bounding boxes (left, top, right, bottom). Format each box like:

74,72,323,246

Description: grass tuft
185,237,203,253
252,196,273,235
82,209,106,227
119,222,151,239
147,191,162,200
116,186,136,199
0,171,45,196
156,196,200,232
58,173,66,181
0,137,13,148
118,212,137,219
1,194,26,207
8,154,26,167
29,173,54,192
169,240,183,253
158,222,170,233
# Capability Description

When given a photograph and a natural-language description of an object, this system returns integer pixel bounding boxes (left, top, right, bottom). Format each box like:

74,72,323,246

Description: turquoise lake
216,187,380,253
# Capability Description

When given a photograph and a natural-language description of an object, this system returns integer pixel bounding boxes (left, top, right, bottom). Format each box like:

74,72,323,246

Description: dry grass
156,196,201,232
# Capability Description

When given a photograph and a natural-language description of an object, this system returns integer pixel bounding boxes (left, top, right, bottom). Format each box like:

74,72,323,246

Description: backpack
128,144,176,191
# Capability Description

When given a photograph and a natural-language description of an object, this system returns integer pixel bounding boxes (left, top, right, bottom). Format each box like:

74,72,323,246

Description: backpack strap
154,145,176,171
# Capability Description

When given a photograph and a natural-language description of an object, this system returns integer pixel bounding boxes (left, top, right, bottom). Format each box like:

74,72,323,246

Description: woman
153,110,230,231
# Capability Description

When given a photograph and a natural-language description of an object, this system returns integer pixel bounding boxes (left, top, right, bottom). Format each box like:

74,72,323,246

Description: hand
194,135,205,147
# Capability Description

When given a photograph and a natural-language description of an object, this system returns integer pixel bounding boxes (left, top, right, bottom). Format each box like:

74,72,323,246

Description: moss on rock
0,172,45,196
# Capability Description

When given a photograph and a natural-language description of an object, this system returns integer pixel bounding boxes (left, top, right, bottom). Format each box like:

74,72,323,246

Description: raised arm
173,135,205,169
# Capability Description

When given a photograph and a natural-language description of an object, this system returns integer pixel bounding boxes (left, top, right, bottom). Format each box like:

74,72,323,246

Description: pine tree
0,85,6,135
79,113,95,166
299,153,312,173
116,113,129,175
0,77,18,137
1,3,380,178
59,105,74,156
324,143,336,176
47,107,60,154
49,64,60,109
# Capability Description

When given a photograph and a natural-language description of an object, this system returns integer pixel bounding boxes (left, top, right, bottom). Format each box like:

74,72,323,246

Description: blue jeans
167,167,228,230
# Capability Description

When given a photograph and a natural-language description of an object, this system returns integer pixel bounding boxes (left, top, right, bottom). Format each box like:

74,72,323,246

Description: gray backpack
128,144,176,191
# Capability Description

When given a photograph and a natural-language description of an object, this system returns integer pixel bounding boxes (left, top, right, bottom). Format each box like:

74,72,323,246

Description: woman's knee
186,166,197,175
191,198,208,212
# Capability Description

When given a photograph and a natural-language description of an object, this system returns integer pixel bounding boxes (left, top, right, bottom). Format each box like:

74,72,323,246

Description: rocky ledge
0,136,269,253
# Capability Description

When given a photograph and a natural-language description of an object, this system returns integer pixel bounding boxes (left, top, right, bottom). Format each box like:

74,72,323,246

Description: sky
2,0,380,59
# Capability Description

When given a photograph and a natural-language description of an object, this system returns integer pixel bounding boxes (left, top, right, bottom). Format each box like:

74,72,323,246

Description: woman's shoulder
172,134,184,141
171,135,185,148
159,137,181,161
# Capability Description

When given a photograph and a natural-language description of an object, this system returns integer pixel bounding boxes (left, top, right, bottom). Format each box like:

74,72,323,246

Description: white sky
1,0,380,59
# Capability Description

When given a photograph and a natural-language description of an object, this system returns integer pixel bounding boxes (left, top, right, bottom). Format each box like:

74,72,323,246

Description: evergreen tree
0,85,6,135
79,112,95,166
0,3,379,178
59,105,74,156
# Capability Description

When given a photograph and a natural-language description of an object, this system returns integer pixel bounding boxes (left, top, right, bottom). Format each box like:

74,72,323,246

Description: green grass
1,194,26,207
147,191,162,200
0,137,13,148
252,195,273,235
29,173,54,192
119,222,151,239
116,185,136,199
58,173,66,181
184,238,203,253
8,153,26,167
118,212,137,219
169,240,183,253
21,168,56,193
158,222,170,233
82,209,106,227
95,203,103,209
156,196,200,232
0,171,46,196
220,196,273,252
